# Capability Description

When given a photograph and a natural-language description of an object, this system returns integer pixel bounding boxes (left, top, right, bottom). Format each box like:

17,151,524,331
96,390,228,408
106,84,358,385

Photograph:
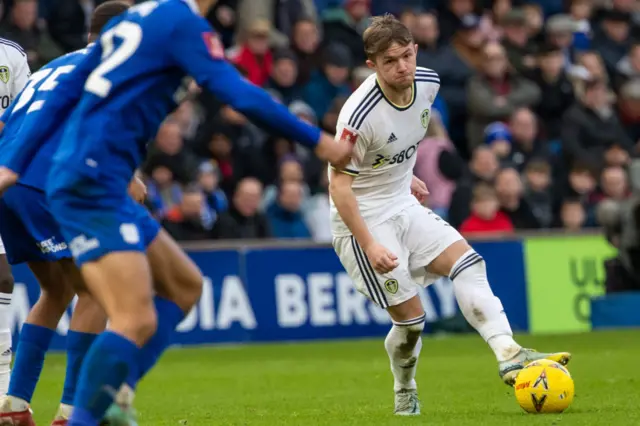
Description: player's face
369,42,417,91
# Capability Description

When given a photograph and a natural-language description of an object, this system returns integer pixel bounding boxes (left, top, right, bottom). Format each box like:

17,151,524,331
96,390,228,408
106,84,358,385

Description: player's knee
38,285,75,314
117,308,157,344
0,264,13,294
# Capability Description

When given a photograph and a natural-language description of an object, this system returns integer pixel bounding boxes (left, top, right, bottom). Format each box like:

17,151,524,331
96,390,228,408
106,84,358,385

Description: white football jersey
0,38,30,115
329,67,440,237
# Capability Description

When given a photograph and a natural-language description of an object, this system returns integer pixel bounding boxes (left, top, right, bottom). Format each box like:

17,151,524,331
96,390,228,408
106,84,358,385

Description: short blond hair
363,14,413,60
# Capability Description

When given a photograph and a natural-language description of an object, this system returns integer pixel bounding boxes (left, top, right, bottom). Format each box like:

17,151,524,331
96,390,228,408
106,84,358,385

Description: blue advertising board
9,240,528,350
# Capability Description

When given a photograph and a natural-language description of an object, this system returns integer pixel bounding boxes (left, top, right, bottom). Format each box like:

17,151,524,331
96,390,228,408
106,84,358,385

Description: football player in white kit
329,15,571,415
0,37,30,395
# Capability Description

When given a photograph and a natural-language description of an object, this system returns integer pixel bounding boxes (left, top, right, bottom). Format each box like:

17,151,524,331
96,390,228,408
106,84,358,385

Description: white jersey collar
181,0,199,14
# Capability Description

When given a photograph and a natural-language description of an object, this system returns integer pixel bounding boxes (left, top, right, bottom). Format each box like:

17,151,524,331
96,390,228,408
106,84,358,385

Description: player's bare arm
329,168,398,274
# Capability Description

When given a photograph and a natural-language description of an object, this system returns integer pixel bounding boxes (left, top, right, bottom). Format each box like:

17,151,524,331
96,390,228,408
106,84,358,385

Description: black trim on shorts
352,237,389,308
351,236,388,308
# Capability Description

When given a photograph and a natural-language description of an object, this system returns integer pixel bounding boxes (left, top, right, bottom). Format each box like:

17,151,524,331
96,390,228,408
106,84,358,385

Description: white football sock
0,292,12,396
384,315,425,392
449,250,521,362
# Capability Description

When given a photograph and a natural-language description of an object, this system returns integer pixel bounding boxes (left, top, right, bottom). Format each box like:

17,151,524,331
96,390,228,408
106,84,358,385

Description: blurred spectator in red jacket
228,19,273,86
460,183,514,235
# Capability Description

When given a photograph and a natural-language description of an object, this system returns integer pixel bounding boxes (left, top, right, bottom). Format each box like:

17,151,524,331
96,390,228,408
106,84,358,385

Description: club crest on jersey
420,109,430,128
202,32,225,59
384,279,399,294
340,128,359,145
0,66,9,84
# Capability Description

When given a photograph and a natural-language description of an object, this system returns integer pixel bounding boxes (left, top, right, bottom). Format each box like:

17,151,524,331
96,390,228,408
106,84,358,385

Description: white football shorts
333,204,462,309
0,235,5,256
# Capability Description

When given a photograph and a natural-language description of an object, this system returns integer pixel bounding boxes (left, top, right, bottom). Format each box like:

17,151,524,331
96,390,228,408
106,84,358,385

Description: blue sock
125,296,184,389
69,331,139,425
61,331,98,405
8,323,54,402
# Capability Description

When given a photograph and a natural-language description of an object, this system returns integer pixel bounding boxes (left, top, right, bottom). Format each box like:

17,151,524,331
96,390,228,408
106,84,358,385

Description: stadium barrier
8,232,613,350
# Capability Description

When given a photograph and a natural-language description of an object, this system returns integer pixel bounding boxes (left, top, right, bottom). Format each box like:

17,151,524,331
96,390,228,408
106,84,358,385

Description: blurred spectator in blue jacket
197,161,228,218
267,181,312,239
291,18,322,85
321,0,369,64
593,10,632,78
303,43,352,120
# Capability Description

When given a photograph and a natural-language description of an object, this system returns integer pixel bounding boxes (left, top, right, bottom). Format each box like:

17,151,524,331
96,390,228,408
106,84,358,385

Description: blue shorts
47,172,160,267
0,184,72,265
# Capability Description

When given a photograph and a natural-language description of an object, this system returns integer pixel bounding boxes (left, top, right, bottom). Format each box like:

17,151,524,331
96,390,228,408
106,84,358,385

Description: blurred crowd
1,0,640,241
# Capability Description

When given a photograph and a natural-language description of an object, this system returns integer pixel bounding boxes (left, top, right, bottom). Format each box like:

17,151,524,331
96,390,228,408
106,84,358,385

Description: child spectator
262,156,310,211
523,160,554,228
162,185,215,241
266,181,312,239
484,122,512,165
197,161,228,217
559,198,587,231
460,183,514,235
144,163,183,221
569,0,593,52
597,166,630,202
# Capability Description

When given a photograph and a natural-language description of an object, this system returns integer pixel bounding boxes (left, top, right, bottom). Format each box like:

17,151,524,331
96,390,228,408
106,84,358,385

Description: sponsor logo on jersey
384,279,398,294
371,140,421,169
69,235,100,258
37,238,68,254
0,66,9,84
340,128,359,145
202,32,225,59
386,133,397,144
420,109,430,128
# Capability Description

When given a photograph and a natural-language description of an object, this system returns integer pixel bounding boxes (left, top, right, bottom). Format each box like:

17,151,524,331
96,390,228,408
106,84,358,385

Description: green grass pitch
29,329,640,425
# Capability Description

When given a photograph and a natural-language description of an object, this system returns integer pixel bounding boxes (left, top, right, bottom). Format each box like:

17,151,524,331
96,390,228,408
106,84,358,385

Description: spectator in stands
291,18,321,85
448,146,499,229
561,78,634,171
593,10,632,77
351,66,374,89
530,43,575,141
213,177,271,239
508,108,549,172
414,112,464,218
228,19,273,87
197,161,228,217
522,2,544,46
479,0,510,42
545,14,576,69
460,183,514,235
501,9,536,75
414,11,440,56
559,198,587,230
437,0,476,43
598,166,630,201
206,0,238,48
266,181,312,239
618,80,640,141
569,0,593,53
321,0,369,64
0,0,46,69
162,185,215,241
144,162,183,221
615,43,640,92
495,167,540,229
262,155,310,211
237,0,317,49
145,120,197,184
264,48,302,106
46,0,87,53
302,43,351,121
523,159,555,228
426,14,486,153
483,122,512,166
466,41,541,149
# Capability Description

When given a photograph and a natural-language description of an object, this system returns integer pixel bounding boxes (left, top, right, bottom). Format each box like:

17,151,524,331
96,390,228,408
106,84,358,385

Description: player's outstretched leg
384,296,425,416
430,240,571,386
104,230,202,423
0,261,75,426
68,252,156,426
0,253,13,396
54,290,107,426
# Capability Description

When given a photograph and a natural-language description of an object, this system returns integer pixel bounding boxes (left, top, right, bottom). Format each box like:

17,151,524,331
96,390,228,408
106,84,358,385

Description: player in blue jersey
0,3,134,425
0,0,352,425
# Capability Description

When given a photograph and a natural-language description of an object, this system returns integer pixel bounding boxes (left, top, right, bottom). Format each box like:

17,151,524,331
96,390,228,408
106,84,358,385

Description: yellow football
514,359,574,414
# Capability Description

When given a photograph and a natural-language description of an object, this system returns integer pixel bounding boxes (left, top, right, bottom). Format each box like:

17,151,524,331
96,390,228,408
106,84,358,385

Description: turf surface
30,329,640,425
